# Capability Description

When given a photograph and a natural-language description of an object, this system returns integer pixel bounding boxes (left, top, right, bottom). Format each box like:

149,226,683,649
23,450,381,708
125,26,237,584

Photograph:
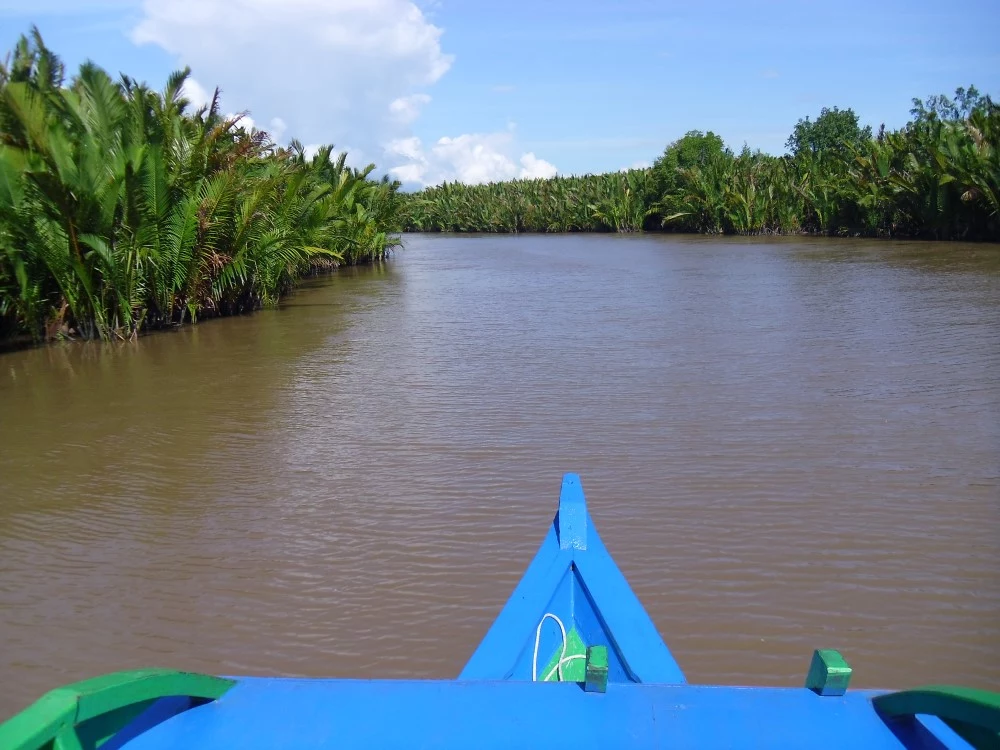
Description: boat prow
2,473,998,749
461,472,686,685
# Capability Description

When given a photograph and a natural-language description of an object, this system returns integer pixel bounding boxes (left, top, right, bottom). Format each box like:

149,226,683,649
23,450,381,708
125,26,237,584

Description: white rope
532,613,574,682
543,654,587,682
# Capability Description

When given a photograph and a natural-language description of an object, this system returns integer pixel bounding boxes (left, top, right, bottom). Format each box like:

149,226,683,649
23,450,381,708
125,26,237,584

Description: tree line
3,30,995,344
400,88,998,241
0,30,403,343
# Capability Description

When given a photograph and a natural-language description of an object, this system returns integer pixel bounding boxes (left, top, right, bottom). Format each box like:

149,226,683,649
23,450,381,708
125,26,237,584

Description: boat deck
120,678,967,749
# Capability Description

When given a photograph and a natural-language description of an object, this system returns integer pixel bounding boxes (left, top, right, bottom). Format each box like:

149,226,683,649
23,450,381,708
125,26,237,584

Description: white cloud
269,117,287,142
179,77,211,109
519,152,558,179
387,130,558,186
182,78,260,142
132,0,452,160
389,163,426,184
389,93,432,124
430,133,518,184
385,136,424,162
235,113,255,131
134,0,557,182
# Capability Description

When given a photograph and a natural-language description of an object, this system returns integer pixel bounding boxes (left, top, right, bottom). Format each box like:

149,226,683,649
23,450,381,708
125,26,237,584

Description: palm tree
0,30,403,342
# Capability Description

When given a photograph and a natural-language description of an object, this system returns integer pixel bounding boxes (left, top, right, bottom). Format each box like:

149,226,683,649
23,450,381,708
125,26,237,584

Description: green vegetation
0,31,402,343
401,87,999,241
400,170,657,234
3,30,993,344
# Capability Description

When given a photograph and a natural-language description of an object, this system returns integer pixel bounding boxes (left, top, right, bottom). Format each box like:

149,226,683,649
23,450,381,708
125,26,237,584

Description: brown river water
1,234,998,717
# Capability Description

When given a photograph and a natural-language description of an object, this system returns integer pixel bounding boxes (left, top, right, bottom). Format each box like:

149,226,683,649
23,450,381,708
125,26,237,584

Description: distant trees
651,131,730,197
398,171,655,234
909,85,988,124
786,107,872,159
401,87,998,242
653,131,729,178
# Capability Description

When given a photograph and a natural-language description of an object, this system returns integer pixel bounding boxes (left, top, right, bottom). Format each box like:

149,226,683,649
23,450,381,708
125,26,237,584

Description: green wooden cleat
805,649,852,697
584,646,609,694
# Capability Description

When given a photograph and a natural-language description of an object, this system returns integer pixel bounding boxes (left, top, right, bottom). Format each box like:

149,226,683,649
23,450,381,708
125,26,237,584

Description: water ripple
0,235,997,715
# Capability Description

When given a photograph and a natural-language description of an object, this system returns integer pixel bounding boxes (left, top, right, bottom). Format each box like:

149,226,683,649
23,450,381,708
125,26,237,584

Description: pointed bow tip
558,473,588,550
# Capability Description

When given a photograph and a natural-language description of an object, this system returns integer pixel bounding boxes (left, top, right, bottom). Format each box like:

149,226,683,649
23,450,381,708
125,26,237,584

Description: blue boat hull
2,474,990,749
122,679,948,749
460,473,686,685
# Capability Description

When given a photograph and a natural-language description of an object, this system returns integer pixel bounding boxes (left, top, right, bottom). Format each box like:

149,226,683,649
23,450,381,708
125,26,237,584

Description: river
1,234,997,716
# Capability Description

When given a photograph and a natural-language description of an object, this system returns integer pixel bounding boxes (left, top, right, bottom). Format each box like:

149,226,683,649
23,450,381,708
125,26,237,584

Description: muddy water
1,234,998,716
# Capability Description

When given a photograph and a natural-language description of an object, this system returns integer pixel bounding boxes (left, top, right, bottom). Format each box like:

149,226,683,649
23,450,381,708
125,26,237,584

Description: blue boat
2,473,998,749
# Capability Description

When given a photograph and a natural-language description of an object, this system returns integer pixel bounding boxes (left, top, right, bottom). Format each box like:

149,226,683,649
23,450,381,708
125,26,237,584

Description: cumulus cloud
179,76,211,109
134,0,556,184
389,93,432,124
386,136,424,162
268,117,287,142
519,152,558,179
386,131,557,186
133,0,452,159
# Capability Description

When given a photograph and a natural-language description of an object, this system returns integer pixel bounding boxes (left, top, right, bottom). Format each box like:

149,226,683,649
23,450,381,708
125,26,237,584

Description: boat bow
460,473,686,685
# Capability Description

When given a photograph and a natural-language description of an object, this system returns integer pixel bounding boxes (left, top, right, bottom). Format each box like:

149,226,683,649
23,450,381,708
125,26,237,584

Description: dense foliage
401,87,999,241
400,170,656,234
0,31,402,342
4,31,993,343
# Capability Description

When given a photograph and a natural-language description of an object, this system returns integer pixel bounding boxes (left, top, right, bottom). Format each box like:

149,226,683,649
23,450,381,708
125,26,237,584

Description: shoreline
0,254,396,354
400,227,1000,243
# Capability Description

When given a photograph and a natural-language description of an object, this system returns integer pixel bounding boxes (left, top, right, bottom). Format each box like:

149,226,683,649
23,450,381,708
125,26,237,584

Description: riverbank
0,31,403,344
0,256,399,353
4,34,994,345
400,90,998,241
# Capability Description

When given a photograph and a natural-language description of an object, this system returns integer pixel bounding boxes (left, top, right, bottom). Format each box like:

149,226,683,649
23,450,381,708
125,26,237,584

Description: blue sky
2,0,997,185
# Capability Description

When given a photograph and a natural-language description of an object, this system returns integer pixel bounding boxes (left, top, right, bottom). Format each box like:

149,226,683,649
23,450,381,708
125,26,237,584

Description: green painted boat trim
541,628,587,683
873,685,1000,750
0,669,235,750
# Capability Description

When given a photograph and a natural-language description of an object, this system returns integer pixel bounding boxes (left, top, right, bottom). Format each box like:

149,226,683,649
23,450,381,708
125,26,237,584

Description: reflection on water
1,234,997,715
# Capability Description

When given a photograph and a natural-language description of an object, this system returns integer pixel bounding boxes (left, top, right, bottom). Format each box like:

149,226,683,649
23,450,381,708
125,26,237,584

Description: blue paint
573,533,685,683
461,473,684,684
557,473,588,550
21,473,978,749
123,680,921,749
459,524,567,680
102,696,196,750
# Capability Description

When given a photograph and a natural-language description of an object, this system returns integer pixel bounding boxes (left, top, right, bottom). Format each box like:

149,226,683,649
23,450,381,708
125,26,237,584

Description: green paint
873,685,1000,750
584,646,609,694
0,669,235,750
805,649,852,697
539,630,610,692
540,628,588,683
